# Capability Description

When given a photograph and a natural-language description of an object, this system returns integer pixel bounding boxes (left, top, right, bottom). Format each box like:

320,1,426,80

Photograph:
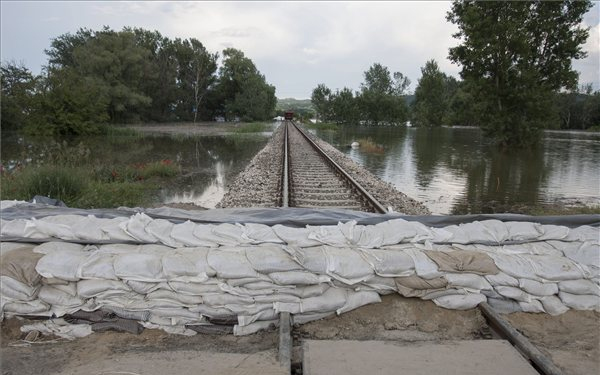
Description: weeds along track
283,121,387,213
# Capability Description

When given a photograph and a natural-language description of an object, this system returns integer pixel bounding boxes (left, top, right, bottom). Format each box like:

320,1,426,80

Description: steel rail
288,121,388,214
281,121,289,207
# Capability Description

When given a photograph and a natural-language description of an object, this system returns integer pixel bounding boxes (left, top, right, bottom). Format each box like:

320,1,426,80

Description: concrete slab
303,340,539,375
50,349,288,375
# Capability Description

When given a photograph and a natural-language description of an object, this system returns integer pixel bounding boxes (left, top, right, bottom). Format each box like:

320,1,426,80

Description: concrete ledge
302,340,539,375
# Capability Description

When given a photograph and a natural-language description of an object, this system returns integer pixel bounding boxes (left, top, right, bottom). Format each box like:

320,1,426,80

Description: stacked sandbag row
1,215,599,336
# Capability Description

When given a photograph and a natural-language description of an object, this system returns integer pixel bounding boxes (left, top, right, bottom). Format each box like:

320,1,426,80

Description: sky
1,1,599,99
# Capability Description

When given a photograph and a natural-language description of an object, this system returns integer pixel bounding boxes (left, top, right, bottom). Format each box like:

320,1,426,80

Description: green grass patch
233,122,270,133
357,138,385,154
1,159,180,208
304,122,338,131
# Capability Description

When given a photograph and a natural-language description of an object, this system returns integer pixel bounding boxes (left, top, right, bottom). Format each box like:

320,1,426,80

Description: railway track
281,121,387,213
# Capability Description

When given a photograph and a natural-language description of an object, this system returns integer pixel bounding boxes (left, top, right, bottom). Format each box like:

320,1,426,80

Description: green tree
0,62,37,131
214,48,276,121
447,0,592,147
358,63,410,125
311,84,333,121
412,60,448,127
331,87,359,124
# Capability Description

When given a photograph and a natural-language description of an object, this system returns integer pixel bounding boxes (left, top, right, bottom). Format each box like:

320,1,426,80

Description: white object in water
351,142,360,148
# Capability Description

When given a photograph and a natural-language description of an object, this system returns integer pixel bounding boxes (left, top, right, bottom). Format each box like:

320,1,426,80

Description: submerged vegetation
1,139,180,208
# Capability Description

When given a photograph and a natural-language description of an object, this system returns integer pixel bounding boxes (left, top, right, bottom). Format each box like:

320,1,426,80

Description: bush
233,122,270,133
75,181,157,208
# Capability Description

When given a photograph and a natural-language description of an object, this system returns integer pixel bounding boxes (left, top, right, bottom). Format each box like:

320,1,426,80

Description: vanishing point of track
280,121,387,213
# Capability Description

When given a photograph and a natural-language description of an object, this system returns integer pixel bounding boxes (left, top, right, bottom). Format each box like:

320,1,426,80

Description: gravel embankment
219,123,430,215
218,125,284,208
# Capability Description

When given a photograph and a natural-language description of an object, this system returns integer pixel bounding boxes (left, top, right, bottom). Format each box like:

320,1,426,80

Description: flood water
1,131,270,208
313,126,600,214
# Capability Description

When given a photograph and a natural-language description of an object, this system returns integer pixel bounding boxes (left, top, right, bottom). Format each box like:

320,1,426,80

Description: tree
412,60,448,127
331,88,360,124
214,48,276,121
0,61,37,131
447,0,592,147
311,84,333,121
358,63,410,125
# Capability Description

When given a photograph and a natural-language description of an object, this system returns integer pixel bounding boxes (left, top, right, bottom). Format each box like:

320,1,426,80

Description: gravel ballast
219,122,430,215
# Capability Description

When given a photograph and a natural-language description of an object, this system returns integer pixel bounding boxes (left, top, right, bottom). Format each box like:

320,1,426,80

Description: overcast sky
2,1,598,99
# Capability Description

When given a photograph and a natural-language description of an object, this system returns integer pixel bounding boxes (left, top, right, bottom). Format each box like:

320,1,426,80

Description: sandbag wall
1,213,599,336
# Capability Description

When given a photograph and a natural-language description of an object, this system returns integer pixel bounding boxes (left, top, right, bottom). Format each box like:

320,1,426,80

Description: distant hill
276,98,314,117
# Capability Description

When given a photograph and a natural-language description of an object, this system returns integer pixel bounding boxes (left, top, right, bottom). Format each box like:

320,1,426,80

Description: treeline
311,63,411,126
311,1,598,147
1,27,276,135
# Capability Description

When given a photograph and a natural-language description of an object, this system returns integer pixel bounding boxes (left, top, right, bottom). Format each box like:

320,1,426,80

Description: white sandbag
0,200,26,209
51,282,77,296
189,304,235,318
147,290,203,305
243,281,293,291
479,220,510,243
226,276,271,286
146,219,181,248
99,217,135,242
268,271,330,285
238,309,278,326
526,254,588,281
273,301,301,314
271,225,321,247
322,246,374,284
168,281,220,295
120,213,157,243
211,223,248,245
3,299,49,315
0,276,40,301
201,293,254,306
280,284,330,299
125,280,167,294
432,293,486,310
77,279,130,298
505,221,543,241
485,272,519,287
114,253,165,282
558,279,600,296
253,294,300,304
559,292,600,311
244,245,302,273
289,246,328,274
361,275,398,292
538,225,570,241
70,215,110,241
540,296,569,316
38,285,84,307
171,221,218,247
21,319,92,339
519,300,545,313
35,250,89,281
336,290,381,314
337,221,362,245
207,247,259,279
375,219,418,245
361,247,414,277
306,225,349,247
34,216,79,240
518,278,558,296
141,321,196,336
218,283,276,298
444,273,492,291
150,307,203,321
78,252,117,280
162,252,207,280
193,224,236,247
404,248,442,279
223,303,272,316
300,287,347,313
233,319,277,336
241,223,283,244
33,242,85,255
564,226,599,242
558,241,600,269
495,286,535,303
1,219,45,239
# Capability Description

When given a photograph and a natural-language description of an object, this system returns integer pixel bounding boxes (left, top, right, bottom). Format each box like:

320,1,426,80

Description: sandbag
395,275,447,290
77,279,130,298
3,299,49,315
172,221,218,247
271,225,322,247
301,287,347,313
0,245,43,286
114,253,165,282
518,278,558,296
38,285,84,308
558,279,600,296
1,275,40,301
539,296,569,316
241,223,283,244
207,247,259,279
519,300,545,313
268,271,330,285
78,252,117,280
336,290,381,314
444,273,492,291
361,247,414,277
424,250,499,275
558,292,600,311
244,245,302,273
432,293,486,310
35,249,89,281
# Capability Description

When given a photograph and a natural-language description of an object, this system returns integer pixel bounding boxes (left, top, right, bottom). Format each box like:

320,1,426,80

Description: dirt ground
1,295,597,375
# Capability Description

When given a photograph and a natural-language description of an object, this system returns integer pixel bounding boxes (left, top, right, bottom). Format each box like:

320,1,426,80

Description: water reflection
315,126,600,214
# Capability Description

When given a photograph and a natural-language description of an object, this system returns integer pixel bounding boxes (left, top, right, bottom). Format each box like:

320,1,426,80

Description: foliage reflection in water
314,126,600,214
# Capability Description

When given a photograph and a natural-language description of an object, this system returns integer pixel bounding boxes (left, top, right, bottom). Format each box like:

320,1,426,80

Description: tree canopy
447,0,593,147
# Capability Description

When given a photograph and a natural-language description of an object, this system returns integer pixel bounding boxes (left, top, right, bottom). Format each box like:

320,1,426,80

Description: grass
357,138,385,154
1,159,179,208
305,122,338,131
526,204,600,216
233,122,271,133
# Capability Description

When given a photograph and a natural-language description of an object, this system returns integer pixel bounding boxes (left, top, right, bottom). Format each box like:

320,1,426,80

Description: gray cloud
1,1,598,99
